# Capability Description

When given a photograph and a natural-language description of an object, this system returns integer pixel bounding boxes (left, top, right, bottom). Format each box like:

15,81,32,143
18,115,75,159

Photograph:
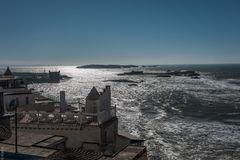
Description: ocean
1,64,240,160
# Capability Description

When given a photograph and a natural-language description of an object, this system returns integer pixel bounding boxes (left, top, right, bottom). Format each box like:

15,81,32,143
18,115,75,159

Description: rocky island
104,79,141,83
118,70,200,78
77,64,138,69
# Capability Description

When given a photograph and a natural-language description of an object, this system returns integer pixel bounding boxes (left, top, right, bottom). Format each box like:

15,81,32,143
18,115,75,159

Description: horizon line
0,63,240,67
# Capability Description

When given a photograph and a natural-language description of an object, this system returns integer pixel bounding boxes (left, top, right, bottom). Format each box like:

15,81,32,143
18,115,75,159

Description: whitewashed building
0,67,35,112
9,86,147,159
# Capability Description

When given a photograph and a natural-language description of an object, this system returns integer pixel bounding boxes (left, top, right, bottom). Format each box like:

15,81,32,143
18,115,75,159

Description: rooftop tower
3,67,13,79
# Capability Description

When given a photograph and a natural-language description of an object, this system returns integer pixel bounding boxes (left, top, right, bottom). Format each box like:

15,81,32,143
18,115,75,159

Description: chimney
60,91,66,113
106,86,111,107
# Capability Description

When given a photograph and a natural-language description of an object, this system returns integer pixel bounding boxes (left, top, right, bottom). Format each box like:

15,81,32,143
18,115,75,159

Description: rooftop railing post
14,107,18,153
97,112,99,125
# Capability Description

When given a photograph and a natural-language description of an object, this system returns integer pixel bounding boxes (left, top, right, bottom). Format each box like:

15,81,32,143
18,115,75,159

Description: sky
0,0,240,65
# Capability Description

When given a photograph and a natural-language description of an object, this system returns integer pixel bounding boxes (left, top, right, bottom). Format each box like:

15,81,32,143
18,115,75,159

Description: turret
85,86,114,124
3,67,13,79
85,87,100,113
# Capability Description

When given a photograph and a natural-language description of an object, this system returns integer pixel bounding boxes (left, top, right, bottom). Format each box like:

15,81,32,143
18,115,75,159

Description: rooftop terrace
0,131,65,158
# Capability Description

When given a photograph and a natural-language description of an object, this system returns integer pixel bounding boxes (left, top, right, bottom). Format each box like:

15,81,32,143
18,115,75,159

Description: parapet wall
11,123,101,149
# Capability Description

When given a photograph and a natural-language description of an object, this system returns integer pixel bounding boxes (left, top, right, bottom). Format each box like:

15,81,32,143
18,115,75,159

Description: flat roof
113,146,146,159
99,146,146,160
35,100,54,103
0,131,65,158
0,78,23,81
34,136,66,147
4,91,32,95
2,131,65,147
0,114,14,118
0,143,57,158
0,78,13,81
2,131,53,146
118,131,143,141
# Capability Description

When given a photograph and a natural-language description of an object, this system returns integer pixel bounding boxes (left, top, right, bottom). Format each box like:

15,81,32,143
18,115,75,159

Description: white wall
0,88,26,93
13,124,101,148
4,93,35,111
86,99,100,113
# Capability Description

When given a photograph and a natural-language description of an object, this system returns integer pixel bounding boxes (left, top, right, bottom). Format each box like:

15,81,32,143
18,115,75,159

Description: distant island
117,70,200,78
76,64,138,69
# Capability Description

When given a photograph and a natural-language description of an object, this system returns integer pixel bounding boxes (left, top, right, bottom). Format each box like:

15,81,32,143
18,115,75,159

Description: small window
93,106,97,112
16,98,19,106
26,97,29,105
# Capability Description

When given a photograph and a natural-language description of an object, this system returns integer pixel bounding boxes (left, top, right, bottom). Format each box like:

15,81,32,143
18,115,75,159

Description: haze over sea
1,64,240,160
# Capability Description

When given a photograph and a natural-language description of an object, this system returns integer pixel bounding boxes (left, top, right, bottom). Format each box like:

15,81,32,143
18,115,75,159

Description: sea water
1,64,240,160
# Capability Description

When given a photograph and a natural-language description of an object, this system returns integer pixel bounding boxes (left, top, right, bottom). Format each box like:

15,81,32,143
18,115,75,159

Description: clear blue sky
0,0,240,65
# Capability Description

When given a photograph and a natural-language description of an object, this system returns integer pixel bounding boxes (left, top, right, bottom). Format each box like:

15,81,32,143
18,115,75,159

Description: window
93,106,97,112
16,98,19,106
26,97,29,105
